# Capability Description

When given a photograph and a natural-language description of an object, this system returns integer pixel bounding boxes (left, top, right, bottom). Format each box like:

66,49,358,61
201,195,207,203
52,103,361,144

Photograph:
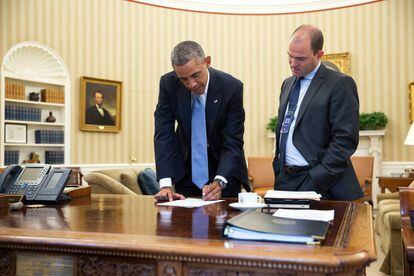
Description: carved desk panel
0,195,376,275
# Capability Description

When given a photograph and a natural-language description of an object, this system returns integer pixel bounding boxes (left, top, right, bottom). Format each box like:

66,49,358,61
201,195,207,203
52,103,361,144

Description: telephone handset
0,164,71,203
0,165,22,193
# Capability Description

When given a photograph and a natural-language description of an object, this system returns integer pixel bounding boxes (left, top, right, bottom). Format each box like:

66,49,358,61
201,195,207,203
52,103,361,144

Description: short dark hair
292,25,324,54
171,41,205,66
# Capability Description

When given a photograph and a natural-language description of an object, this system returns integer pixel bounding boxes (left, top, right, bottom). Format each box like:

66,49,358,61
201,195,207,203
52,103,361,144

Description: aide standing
273,25,363,200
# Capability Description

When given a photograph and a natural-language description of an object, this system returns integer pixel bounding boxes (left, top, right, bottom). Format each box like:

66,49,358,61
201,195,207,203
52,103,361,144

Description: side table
377,176,414,193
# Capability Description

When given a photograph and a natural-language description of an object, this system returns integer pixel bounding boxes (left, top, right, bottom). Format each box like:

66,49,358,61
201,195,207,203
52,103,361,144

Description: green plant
266,116,278,132
359,112,388,130
267,112,388,132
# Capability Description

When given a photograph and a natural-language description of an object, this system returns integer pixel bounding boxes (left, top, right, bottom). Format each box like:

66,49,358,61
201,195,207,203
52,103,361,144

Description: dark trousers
274,170,331,200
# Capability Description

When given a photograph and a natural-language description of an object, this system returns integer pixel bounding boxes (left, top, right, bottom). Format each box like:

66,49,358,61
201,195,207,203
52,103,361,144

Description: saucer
229,202,267,211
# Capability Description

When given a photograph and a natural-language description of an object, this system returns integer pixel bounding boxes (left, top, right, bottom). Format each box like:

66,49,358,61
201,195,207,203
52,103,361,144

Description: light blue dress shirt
283,62,321,166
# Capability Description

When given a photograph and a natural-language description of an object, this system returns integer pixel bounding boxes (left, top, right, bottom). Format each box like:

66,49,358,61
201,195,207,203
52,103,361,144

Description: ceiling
128,0,382,15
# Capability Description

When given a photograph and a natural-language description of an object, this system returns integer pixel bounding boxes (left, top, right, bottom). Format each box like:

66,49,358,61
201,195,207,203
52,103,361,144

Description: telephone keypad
8,186,19,194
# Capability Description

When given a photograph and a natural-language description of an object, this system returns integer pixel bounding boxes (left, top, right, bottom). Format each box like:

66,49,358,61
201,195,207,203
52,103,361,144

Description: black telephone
0,164,71,203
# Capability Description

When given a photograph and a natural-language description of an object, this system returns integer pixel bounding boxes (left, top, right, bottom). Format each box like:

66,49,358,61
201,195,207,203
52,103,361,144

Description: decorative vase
29,92,40,101
46,111,56,123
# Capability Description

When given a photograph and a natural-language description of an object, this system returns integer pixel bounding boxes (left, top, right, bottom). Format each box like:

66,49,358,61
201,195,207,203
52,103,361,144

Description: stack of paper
273,209,335,222
264,190,321,208
157,198,223,208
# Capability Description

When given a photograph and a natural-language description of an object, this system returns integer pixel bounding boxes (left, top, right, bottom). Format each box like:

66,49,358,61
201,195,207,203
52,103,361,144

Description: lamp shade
405,123,414,145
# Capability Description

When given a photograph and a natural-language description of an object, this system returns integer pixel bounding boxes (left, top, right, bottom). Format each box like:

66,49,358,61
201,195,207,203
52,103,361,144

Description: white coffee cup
238,192,262,205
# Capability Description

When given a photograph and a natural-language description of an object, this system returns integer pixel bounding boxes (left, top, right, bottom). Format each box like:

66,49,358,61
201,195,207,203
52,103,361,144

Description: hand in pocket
298,173,316,191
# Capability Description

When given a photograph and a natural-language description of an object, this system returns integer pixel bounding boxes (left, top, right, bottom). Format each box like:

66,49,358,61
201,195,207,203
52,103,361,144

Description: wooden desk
378,176,414,193
0,195,376,275
400,187,414,276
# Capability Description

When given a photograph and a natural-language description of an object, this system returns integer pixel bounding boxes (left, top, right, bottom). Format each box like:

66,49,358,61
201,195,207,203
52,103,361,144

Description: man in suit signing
154,41,248,202
273,25,363,200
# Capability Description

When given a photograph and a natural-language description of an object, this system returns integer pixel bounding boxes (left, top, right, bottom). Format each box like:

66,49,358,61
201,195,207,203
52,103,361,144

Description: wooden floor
367,209,387,276
366,233,387,275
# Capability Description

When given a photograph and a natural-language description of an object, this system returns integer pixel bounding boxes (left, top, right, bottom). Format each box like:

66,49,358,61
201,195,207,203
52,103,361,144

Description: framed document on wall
5,123,27,144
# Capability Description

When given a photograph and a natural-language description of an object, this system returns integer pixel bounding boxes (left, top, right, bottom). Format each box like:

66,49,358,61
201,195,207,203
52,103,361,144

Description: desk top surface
0,194,376,268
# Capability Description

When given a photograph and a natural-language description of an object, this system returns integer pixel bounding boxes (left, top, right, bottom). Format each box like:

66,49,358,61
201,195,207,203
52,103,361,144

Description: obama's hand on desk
154,187,185,202
202,181,222,201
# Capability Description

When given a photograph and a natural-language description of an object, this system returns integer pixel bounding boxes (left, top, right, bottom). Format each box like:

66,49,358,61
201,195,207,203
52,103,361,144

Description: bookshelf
1,41,70,166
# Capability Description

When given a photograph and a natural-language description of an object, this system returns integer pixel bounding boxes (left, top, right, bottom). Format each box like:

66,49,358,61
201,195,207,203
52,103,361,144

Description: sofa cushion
378,199,400,209
137,168,159,195
120,169,143,195
375,202,400,234
84,171,137,195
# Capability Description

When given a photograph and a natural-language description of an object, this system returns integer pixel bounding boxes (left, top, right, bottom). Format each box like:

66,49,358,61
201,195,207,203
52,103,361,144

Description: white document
273,209,335,222
157,198,223,208
264,190,321,200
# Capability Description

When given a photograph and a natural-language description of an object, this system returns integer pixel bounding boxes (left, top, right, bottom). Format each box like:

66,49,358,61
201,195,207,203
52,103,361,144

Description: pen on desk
202,186,207,201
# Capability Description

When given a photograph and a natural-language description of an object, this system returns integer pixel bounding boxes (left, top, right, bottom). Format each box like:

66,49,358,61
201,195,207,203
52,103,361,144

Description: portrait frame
80,76,122,133
409,82,414,123
321,52,350,75
5,123,27,144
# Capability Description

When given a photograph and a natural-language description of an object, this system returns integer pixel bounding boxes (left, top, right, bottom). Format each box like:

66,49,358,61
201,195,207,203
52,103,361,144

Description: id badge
280,114,293,133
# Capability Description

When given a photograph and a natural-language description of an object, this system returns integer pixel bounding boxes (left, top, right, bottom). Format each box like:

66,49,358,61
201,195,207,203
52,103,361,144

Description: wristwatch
214,178,227,190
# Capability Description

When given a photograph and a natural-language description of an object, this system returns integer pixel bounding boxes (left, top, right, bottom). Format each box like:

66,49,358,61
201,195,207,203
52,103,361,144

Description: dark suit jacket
86,106,114,125
274,64,363,200
154,67,248,196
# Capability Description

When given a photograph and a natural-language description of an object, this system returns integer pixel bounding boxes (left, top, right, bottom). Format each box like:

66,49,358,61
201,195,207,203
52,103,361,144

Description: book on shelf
35,130,64,144
4,150,19,165
5,81,25,100
223,209,329,244
41,88,64,104
264,190,321,209
45,151,64,164
5,105,41,122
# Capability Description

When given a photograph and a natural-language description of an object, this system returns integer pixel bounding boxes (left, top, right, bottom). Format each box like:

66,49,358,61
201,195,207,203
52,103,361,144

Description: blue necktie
192,95,209,188
279,77,304,172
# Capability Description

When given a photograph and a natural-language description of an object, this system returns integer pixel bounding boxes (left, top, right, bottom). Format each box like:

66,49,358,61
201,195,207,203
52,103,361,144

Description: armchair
247,157,274,197
350,156,374,203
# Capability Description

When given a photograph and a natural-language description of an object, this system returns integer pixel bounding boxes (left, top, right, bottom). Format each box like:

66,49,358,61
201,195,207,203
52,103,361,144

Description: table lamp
405,123,414,145
404,123,414,177
404,123,414,228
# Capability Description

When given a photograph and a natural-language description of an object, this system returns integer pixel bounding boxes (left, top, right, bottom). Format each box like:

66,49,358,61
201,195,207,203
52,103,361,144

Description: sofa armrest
389,212,402,230
377,192,399,203
84,172,137,195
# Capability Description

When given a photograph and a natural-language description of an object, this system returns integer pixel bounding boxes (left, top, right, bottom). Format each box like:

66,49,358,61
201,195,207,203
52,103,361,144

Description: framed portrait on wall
321,52,350,75
80,76,122,132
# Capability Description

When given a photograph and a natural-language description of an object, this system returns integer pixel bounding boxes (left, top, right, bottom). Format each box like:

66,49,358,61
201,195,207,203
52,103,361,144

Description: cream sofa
375,192,402,275
375,180,414,276
84,168,143,195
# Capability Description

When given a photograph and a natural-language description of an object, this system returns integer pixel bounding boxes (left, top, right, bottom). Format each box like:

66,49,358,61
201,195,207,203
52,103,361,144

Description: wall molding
76,161,414,177
382,161,414,176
